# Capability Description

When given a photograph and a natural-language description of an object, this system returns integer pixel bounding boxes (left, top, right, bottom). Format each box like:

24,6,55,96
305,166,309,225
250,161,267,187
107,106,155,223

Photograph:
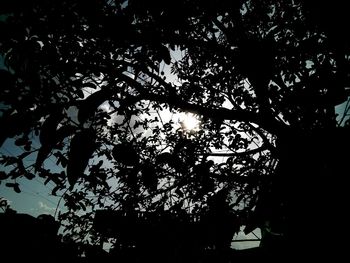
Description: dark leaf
158,45,171,65
51,173,64,185
35,145,51,171
76,89,85,99
112,143,139,166
55,125,77,146
0,171,9,180
23,172,35,180
0,112,33,147
18,151,32,160
23,144,31,151
4,156,18,166
140,163,157,191
155,152,173,164
78,88,113,124
175,188,184,198
66,129,96,188
5,182,21,193
79,202,86,211
39,110,63,146
51,185,62,196
13,184,21,193
35,124,75,171
14,137,27,146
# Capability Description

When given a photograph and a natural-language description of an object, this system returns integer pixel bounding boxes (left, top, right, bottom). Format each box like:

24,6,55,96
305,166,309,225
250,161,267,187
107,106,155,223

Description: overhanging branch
207,145,268,157
117,73,283,135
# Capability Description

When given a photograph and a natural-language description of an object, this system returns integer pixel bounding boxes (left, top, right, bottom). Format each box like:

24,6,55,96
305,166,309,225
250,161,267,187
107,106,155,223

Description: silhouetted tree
1,0,349,260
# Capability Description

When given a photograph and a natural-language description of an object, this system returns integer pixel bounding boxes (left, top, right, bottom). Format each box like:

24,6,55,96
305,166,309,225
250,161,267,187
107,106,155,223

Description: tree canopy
1,0,350,258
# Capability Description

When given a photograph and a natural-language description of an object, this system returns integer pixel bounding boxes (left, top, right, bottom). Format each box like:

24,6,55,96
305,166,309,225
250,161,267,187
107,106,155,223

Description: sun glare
181,113,200,131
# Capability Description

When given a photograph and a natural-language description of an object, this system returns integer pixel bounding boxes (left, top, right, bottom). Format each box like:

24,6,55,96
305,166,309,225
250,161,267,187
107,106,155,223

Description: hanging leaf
35,124,75,171
158,44,171,65
35,110,64,170
5,182,21,193
77,88,113,124
54,125,77,148
35,145,51,171
51,185,62,196
112,143,139,166
39,110,63,146
54,151,68,168
140,162,157,191
79,202,86,211
76,89,85,99
66,129,96,188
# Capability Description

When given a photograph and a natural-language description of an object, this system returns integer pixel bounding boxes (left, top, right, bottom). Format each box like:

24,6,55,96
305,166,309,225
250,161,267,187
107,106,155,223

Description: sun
180,113,200,131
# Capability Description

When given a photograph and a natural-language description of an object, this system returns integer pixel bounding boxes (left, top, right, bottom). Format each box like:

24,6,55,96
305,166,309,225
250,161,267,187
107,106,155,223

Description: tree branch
117,74,283,135
231,239,261,242
207,145,268,157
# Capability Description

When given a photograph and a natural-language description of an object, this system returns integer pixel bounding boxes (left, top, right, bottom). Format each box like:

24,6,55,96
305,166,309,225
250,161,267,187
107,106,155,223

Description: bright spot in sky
180,113,200,131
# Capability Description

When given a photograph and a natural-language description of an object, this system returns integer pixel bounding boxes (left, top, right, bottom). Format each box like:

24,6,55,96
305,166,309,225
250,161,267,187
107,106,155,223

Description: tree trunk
263,127,349,260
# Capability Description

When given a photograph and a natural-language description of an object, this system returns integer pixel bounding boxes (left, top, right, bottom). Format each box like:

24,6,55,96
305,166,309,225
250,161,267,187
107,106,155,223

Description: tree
1,0,349,260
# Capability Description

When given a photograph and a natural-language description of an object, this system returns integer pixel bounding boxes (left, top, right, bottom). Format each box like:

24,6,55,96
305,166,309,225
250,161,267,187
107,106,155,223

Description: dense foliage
1,0,349,256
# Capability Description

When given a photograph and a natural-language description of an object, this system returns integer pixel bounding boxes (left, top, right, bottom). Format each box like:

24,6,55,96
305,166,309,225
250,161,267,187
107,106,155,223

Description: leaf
140,163,157,191
39,110,63,146
78,88,113,124
14,136,28,146
79,202,86,211
112,143,139,166
66,129,96,188
4,156,18,166
23,172,35,180
54,151,68,168
158,44,171,65
35,145,51,171
34,110,64,170
55,125,77,146
14,184,21,193
51,185,62,196
0,111,33,147
17,151,32,160
175,188,183,198
155,152,182,170
0,171,9,180
155,152,173,164
35,124,75,171
76,89,85,99
5,182,21,193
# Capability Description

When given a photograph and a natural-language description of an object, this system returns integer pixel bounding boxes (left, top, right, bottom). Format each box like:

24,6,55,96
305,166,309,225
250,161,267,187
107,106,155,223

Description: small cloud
38,201,55,211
